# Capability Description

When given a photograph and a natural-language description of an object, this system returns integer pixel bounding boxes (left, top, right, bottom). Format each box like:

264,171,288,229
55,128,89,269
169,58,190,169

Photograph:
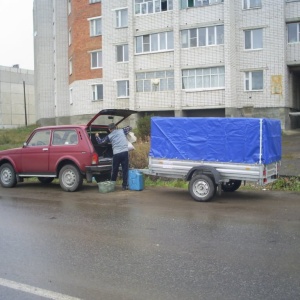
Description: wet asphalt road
0,182,299,300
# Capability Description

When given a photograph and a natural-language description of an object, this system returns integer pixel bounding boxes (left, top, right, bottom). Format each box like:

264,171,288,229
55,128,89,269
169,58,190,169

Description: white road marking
0,278,82,300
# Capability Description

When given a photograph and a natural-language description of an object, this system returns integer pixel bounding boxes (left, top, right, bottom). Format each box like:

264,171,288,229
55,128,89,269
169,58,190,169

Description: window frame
136,31,174,54
89,17,102,37
182,66,225,91
68,0,71,15
181,25,224,48
117,80,130,98
244,28,263,50
287,22,300,43
116,44,129,62
89,0,101,3
90,50,102,69
244,70,264,91
136,70,175,92
91,84,103,101
69,58,73,75
69,88,73,105
181,0,223,9
135,0,173,15
68,28,72,46
116,8,128,28
243,0,262,10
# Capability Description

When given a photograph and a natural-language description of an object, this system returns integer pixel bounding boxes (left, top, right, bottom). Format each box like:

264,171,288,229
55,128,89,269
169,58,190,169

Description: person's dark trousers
111,151,129,188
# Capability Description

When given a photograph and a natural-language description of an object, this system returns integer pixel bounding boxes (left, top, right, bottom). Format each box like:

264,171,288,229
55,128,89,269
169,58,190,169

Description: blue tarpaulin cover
149,117,281,164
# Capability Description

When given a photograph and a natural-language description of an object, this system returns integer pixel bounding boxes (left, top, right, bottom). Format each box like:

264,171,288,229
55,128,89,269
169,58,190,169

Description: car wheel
221,180,242,192
0,163,17,188
38,177,54,184
59,164,83,192
188,174,215,202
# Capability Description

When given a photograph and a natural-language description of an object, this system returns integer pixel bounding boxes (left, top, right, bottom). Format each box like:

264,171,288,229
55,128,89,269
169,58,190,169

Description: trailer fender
186,166,221,185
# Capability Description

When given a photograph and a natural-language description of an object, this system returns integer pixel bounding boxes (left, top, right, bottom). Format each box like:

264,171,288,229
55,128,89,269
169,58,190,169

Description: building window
117,80,129,97
136,31,174,54
182,67,225,90
244,28,262,50
92,84,103,100
69,88,73,105
181,25,224,48
135,0,173,15
136,70,174,92
243,0,261,9
287,22,300,43
116,44,129,62
69,58,73,75
89,17,102,36
90,0,101,3
68,29,72,46
91,51,102,69
68,0,71,14
244,70,263,91
181,0,223,9
116,9,128,28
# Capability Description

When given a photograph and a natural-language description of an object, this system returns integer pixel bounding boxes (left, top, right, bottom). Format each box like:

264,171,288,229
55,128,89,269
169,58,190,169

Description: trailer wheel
188,174,215,202
221,180,242,192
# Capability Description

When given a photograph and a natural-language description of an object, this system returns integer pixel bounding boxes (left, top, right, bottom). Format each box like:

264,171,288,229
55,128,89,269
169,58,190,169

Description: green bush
136,114,152,141
270,176,300,191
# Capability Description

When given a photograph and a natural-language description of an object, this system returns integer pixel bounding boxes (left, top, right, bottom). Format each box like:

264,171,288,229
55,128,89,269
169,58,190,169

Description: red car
0,109,136,192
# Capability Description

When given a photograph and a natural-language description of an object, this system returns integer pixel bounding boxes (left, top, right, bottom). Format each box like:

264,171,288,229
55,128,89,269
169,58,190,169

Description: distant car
0,109,136,192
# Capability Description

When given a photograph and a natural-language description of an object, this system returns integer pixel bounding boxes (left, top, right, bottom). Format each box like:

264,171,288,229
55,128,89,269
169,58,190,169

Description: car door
21,129,51,173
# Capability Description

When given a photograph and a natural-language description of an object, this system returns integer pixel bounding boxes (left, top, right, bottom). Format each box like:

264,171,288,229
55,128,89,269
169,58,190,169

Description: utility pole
23,80,28,126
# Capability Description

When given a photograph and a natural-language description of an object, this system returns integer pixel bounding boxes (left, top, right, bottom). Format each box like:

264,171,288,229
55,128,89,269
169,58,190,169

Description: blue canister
128,169,144,191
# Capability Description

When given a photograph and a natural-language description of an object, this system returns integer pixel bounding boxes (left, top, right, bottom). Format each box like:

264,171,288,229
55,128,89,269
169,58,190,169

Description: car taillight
263,168,267,183
92,152,98,165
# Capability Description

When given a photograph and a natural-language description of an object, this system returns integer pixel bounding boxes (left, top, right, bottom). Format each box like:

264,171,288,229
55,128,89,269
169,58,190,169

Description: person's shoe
122,186,128,191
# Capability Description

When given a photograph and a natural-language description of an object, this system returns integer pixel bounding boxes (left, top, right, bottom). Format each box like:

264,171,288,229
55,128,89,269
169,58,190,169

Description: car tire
38,177,54,184
0,163,17,188
59,164,83,192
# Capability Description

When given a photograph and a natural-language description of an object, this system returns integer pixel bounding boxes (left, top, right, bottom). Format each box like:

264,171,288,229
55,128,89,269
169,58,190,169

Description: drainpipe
23,80,28,126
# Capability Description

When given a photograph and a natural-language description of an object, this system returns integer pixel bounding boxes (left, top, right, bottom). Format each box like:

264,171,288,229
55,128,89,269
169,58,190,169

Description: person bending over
95,123,132,190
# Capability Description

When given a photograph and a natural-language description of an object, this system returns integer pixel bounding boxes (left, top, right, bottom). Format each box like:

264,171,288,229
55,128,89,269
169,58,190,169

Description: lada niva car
0,109,136,192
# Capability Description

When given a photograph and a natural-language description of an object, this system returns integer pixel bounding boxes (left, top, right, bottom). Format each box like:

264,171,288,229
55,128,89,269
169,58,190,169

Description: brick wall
68,0,102,83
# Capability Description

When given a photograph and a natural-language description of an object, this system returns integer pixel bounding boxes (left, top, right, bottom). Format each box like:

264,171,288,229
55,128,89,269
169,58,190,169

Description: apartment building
33,0,300,129
0,65,35,129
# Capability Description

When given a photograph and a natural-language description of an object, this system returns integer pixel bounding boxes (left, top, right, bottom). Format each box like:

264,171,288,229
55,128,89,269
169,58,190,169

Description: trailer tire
188,174,215,202
221,180,242,192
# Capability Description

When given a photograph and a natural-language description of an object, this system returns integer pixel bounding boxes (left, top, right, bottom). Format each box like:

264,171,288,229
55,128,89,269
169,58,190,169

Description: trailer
141,117,281,202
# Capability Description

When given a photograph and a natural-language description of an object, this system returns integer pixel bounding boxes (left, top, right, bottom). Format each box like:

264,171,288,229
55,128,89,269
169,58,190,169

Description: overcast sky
0,0,34,70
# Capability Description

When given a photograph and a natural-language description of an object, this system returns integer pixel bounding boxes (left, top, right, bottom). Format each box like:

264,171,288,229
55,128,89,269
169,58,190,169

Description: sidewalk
280,129,300,176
